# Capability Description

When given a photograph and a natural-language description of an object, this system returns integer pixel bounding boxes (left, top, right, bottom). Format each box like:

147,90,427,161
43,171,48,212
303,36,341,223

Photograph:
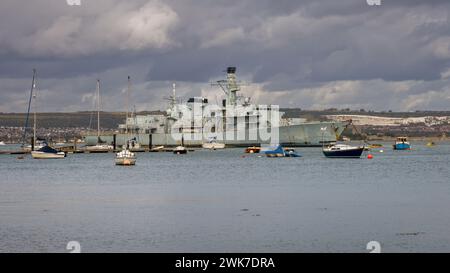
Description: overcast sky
0,0,449,112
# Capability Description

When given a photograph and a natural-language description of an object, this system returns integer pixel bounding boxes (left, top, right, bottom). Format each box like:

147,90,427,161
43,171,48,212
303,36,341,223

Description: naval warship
85,67,348,147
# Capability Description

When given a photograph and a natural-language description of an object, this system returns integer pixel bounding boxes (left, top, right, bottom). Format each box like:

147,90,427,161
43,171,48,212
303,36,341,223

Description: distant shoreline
1,110,449,143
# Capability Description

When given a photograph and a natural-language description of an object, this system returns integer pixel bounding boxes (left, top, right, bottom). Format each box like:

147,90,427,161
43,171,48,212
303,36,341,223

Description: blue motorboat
264,145,302,158
393,137,411,150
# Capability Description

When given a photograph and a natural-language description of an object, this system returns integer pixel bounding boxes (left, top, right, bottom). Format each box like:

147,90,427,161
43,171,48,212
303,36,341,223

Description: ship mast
171,82,176,109
226,67,239,106
212,67,246,106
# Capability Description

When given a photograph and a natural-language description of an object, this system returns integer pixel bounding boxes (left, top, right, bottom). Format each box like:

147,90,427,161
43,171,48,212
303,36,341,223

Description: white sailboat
115,76,137,165
28,69,66,159
85,79,114,152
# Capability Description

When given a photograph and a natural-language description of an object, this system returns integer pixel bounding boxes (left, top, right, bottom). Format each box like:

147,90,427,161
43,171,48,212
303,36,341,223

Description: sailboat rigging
27,70,66,159
85,79,114,152
115,76,136,165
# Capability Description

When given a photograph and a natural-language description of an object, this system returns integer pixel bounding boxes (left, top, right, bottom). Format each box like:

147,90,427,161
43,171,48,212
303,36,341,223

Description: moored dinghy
393,137,411,150
173,146,187,154
426,141,436,147
174,135,188,154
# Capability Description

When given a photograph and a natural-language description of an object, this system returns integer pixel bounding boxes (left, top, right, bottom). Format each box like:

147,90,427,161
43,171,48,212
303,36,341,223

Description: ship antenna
163,82,179,109
172,82,176,107
173,82,176,100
211,67,248,106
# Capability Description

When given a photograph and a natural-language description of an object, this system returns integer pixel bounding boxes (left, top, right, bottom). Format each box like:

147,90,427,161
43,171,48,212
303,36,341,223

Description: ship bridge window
188,97,208,104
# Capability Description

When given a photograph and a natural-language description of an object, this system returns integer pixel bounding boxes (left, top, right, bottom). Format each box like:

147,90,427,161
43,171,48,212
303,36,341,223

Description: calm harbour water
1,142,450,253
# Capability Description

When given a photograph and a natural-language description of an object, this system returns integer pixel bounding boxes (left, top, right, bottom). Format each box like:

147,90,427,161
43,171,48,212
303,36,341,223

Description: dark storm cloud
0,0,449,112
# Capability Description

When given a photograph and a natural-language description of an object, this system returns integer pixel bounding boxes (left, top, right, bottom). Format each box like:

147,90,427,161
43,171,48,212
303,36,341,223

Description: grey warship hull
84,121,346,148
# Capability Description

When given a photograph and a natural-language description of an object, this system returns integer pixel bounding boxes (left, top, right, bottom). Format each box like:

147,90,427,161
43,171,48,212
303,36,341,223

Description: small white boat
128,138,141,150
202,137,225,150
202,142,225,150
173,146,187,154
31,146,66,159
0,141,5,146
115,149,136,166
152,145,165,151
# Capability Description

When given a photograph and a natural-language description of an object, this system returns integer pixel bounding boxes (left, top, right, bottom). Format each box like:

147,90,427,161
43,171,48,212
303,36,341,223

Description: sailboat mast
97,79,100,139
126,76,130,135
22,69,36,147
33,80,37,150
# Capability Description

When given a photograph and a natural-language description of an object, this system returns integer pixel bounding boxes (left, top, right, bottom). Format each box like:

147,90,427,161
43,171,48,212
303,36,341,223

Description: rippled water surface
1,142,450,252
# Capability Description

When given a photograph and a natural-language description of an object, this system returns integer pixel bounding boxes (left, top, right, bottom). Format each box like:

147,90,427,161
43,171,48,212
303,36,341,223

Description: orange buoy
367,154,373,159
